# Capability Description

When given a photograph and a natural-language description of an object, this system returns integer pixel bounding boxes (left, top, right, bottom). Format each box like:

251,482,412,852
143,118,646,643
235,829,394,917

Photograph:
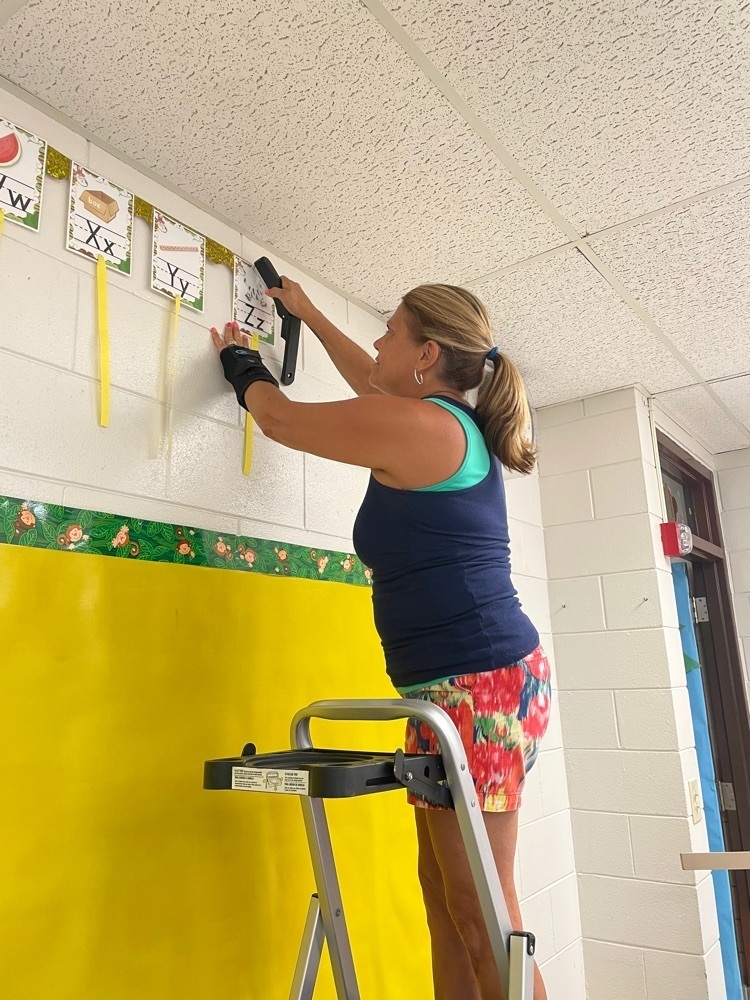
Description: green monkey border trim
0,495,371,587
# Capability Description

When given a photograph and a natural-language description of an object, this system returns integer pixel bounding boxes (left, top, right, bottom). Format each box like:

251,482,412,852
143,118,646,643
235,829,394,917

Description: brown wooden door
658,432,750,985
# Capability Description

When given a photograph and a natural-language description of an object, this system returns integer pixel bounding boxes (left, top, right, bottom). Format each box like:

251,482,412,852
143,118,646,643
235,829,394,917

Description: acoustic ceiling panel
468,249,693,407
589,186,750,382
382,0,750,234
710,375,750,432
654,384,750,453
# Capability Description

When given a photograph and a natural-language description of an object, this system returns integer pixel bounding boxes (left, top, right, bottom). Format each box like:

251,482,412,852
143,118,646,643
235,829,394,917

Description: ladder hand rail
290,698,517,991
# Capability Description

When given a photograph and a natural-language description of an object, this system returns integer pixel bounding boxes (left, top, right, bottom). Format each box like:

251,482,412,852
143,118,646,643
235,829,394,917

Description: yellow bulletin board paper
0,544,429,1000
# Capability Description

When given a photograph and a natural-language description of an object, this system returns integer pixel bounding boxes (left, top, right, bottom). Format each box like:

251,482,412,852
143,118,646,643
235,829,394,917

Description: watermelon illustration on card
0,123,21,167
0,116,47,230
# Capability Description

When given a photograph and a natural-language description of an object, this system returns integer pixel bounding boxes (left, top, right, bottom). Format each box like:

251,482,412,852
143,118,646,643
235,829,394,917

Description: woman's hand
209,321,279,409
210,320,250,353
265,276,316,323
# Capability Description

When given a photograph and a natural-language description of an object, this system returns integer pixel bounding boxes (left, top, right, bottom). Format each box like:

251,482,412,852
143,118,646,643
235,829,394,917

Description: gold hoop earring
414,369,424,385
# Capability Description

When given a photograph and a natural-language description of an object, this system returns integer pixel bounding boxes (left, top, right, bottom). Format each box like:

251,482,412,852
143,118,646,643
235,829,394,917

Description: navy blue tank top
352,395,539,690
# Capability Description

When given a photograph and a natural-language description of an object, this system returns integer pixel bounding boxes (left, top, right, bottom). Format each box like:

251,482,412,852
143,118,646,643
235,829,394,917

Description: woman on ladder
211,280,550,1000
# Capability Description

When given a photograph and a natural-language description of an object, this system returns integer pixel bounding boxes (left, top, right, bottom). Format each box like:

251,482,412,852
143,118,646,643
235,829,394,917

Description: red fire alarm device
661,521,693,557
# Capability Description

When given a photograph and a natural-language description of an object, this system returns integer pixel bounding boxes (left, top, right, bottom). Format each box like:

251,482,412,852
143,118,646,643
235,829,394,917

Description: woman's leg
414,806,481,1000
426,807,548,1000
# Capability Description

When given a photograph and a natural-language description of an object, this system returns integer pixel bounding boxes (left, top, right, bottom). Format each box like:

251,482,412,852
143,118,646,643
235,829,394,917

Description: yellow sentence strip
242,333,259,476
96,255,110,427
163,294,181,457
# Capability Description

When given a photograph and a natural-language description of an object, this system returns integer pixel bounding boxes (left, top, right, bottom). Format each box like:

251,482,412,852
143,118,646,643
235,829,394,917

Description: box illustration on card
79,189,120,223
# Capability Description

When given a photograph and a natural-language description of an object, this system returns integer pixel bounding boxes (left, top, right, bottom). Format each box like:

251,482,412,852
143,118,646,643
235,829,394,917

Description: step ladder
203,698,536,999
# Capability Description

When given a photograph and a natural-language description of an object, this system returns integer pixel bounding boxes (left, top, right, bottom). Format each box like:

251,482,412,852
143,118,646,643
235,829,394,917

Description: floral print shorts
403,646,551,812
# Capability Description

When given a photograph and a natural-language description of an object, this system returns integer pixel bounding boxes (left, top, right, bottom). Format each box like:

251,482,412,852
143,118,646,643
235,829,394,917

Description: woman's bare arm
263,277,382,396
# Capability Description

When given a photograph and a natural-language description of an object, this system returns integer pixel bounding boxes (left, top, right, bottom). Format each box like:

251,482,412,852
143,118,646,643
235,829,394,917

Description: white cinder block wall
716,449,750,707
537,387,726,1000
505,467,586,996
0,86,581,994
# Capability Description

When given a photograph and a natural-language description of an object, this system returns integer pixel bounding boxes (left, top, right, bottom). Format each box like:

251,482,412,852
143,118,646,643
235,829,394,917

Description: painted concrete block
590,459,662,519
629,814,708,886
75,274,168,401
566,748,688,815
168,412,304,527
537,408,644,477
0,353,167,497
553,627,682,690
514,575,552,636
583,939,647,1000
517,811,575,898
615,687,694,751
549,873,582,953
727,548,750,595
545,513,657,579
538,940,586,1000
345,300,384,353
715,449,750,472
538,748,570,816
720,508,750,551
504,473,544,527
540,468,593,527
558,690,619,749
644,943,727,1000
548,576,606,633
0,470,64,505
1,238,78,369
571,809,634,876
601,568,677,630
718,466,750,511
583,387,640,416
578,873,708,952
304,454,368,541
536,398,584,429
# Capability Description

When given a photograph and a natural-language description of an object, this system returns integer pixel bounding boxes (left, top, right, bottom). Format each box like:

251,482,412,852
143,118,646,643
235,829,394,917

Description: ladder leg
290,894,325,1000
508,931,536,1000
300,797,360,1000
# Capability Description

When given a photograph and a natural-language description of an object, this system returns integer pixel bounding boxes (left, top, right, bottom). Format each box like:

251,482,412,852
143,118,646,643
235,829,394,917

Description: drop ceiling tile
0,0,562,313
589,185,750,381
382,0,750,233
710,375,750,431
469,250,693,406
653,384,750,453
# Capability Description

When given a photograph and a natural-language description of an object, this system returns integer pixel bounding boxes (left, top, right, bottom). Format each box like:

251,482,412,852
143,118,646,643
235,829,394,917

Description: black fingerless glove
220,345,279,410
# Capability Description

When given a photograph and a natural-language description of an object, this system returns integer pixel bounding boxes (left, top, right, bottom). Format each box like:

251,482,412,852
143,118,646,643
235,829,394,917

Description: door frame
657,430,750,982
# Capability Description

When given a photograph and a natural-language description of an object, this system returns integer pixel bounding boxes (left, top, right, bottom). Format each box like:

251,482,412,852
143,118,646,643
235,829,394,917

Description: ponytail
477,352,536,475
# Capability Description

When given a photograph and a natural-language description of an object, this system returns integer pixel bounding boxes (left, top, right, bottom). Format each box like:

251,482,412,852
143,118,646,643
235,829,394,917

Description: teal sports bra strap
414,398,491,493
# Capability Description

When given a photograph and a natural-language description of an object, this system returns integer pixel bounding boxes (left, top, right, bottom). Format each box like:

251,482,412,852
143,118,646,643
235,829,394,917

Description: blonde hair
401,284,536,475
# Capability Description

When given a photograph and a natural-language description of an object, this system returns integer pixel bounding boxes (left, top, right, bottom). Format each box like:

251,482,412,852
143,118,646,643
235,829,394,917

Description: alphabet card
67,163,133,273
233,257,275,344
151,212,205,311
0,117,47,231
